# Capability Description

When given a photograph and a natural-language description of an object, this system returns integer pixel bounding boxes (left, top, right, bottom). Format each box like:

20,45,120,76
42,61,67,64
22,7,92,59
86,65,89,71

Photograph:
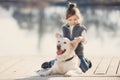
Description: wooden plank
85,57,102,75
15,76,120,80
22,57,46,77
0,56,120,80
116,58,120,75
0,57,36,79
0,56,51,79
0,56,22,73
25,56,54,77
107,57,119,75
49,77,120,80
95,57,111,74
0,56,10,64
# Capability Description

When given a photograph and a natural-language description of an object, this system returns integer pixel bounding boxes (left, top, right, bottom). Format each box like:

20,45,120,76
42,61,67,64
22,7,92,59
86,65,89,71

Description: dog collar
64,56,74,62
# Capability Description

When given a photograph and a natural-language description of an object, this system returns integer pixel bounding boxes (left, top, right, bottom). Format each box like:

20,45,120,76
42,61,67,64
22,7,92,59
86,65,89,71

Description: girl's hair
66,2,83,22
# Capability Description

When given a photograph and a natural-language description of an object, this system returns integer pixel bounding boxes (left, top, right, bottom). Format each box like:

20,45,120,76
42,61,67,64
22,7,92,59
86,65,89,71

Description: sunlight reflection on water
0,7,38,56
0,6,120,57
40,26,120,57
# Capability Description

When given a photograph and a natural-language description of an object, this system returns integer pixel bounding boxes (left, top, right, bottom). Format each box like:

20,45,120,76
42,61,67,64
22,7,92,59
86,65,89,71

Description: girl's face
66,15,79,26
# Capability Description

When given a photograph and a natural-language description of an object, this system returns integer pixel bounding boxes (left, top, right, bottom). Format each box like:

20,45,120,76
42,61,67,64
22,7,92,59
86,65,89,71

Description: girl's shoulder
77,23,86,28
77,23,87,31
62,24,69,28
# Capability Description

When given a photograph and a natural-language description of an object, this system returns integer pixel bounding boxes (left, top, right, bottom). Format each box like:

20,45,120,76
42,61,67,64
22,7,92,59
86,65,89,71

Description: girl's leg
78,56,90,73
41,59,56,69
49,59,56,67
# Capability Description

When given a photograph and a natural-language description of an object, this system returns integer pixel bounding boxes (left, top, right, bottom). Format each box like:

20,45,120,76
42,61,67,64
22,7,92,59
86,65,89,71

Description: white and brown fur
37,37,82,77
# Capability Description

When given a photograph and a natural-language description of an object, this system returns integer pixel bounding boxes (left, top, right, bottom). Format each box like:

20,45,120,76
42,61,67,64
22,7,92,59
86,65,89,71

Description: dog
37,37,82,77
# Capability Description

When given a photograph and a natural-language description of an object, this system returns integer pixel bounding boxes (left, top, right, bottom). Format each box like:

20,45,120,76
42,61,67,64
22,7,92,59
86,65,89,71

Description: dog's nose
57,44,61,50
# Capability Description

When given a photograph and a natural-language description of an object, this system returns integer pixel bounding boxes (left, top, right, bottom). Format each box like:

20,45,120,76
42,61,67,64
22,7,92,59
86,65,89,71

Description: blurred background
0,0,120,57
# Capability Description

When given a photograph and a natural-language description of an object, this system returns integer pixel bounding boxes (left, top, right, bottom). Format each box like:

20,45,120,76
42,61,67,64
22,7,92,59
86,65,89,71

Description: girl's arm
75,30,87,43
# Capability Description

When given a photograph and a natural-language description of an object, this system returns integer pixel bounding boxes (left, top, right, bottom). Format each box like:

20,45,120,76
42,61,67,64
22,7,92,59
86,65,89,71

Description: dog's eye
64,42,67,44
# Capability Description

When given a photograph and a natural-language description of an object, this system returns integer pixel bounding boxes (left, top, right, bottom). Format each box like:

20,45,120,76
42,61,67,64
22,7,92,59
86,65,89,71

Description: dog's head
56,37,80,56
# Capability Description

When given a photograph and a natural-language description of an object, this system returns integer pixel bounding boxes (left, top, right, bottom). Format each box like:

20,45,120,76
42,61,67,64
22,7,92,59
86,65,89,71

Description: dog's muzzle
57,44,61,50
56,44,66,55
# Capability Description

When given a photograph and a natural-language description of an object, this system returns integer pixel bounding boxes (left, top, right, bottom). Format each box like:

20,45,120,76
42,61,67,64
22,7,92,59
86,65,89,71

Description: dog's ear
55,33,61,39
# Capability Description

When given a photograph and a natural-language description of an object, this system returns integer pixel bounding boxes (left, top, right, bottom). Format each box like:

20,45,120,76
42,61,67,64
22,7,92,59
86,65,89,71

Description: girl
41,2,92,73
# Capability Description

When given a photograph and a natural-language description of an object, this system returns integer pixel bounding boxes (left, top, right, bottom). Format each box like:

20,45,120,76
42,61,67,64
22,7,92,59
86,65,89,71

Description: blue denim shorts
78,56,89,72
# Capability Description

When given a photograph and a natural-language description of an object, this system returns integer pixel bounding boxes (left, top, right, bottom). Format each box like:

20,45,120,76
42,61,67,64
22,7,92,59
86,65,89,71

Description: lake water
0,6,120,57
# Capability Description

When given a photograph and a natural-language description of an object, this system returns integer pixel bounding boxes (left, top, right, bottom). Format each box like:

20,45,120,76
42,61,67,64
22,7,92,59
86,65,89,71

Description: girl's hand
55,33,61,39
74,37,81,43
74,37,86,43
79,37,85,42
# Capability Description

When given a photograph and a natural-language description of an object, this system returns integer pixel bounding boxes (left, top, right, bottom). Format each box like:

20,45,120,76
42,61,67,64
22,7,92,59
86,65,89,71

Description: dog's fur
37,37,82,76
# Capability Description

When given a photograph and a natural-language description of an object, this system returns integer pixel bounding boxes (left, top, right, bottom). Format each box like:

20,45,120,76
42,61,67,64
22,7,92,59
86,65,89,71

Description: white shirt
69,26,74,38
70,26,73,34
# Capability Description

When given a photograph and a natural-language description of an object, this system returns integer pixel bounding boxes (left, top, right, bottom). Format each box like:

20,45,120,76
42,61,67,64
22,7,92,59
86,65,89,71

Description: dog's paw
39,73,47,76
64,74,71,77
35,70,45,76
64,73,80,77
64,72,72,77
37,71,48,76
36,69,50,76
65,70,81,77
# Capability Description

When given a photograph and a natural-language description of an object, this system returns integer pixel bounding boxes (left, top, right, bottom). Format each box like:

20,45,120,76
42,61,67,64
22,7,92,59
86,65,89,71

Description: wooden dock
0,55,120,80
